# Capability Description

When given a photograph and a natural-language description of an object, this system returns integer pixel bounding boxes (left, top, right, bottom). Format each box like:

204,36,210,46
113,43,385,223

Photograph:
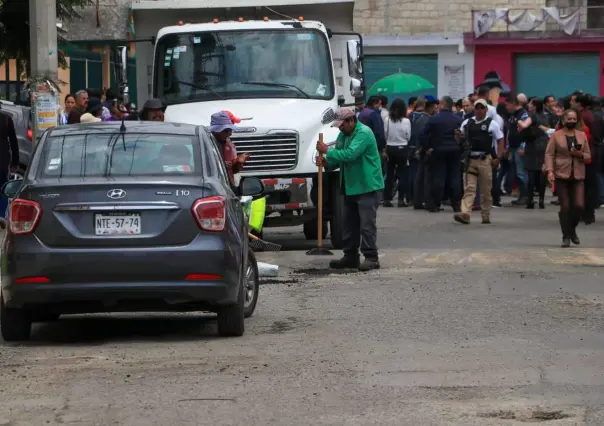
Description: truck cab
115,18,364,248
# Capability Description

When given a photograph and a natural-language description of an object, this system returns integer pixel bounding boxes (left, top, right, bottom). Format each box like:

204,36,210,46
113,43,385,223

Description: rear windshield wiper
241,81,310,99
175,80,225,100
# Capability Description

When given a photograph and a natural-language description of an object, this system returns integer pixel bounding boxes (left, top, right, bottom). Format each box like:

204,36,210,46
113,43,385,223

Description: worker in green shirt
316,107,384,271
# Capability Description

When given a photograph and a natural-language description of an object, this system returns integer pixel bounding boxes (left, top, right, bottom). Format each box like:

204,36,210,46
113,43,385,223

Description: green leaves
0,0,93,68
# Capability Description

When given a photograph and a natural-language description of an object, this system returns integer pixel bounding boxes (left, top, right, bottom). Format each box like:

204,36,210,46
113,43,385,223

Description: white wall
363,42,475,100
133,3,354,105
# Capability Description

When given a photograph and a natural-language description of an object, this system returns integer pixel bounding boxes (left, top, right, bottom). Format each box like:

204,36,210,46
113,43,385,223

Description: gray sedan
0,121,264,341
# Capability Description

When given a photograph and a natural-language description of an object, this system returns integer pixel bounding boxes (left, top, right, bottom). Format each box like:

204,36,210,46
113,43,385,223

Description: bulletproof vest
466,117,493,153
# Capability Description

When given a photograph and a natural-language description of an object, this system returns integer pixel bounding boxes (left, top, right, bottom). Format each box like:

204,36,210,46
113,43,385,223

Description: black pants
430,150,461,209
384,146,409,202
342,190,380,260
413,157,433,208
527,170,546,203
584,163,598,221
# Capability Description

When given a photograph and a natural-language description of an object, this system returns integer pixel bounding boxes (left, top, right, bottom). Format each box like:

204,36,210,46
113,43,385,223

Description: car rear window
38,133,202,177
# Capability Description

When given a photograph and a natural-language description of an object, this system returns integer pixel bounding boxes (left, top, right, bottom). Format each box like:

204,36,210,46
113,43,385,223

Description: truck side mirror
350,78,364,98
113,46,130,104
346,40,363,79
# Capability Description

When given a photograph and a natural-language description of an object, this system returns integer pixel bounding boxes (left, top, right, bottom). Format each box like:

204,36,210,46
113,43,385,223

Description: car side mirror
2,180,22,198
240,177,264,197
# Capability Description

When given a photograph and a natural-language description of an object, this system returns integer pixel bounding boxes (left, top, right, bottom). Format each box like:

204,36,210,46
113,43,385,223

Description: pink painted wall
474,43,604,96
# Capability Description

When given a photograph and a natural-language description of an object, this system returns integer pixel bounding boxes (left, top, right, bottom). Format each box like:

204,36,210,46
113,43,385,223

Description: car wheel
244,250,260,318
0,293,32,342
216,273,245,337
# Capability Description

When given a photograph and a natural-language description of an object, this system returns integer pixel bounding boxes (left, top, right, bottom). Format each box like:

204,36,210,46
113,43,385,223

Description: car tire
0,293,32,342
217,274,245,337
329,178,344,250
244,250,260,318
303,219,328,240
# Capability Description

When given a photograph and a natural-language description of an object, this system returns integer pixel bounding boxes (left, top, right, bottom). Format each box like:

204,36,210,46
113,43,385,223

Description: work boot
454,213,470,224
558,212,571,248
358,258,380,271
329,255,360,270
482,216,491,224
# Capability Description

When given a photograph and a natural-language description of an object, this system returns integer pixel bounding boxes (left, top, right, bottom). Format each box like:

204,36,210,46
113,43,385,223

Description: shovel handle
317,133,324,248
248,232,261,241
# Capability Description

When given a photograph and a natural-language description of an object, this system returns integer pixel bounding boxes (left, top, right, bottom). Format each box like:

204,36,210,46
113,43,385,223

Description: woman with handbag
383,99,412,207
545,109,591,247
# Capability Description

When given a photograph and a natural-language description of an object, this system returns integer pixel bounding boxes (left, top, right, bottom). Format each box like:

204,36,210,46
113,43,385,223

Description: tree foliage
0,0,93,69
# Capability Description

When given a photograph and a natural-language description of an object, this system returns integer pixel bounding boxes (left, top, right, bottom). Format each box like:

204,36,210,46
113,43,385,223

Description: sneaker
493,201,502,208
329,256,360,270
383,200,394,207
454,213,470,224
358,258,380,271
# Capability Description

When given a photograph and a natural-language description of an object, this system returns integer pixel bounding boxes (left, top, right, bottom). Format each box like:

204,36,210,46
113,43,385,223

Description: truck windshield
154,29,334,104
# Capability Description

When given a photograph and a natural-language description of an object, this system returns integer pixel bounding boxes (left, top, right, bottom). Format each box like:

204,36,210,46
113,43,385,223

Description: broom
248,232,282,252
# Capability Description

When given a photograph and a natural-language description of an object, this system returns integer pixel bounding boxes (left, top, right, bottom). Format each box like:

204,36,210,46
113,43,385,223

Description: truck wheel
303,219,327,240
329,181,345,250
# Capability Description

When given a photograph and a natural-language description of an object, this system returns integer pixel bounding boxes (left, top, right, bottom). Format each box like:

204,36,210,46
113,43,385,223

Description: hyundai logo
107,189,127,199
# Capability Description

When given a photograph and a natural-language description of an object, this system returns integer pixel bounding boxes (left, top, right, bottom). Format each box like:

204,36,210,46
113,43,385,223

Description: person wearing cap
316,107,384,271
419,96,463,212
453,99,504,225
141,99,165,122
79,97,104,123
209,111,249,185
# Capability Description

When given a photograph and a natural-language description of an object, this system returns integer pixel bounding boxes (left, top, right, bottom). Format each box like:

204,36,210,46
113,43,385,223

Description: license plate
95,213,141,235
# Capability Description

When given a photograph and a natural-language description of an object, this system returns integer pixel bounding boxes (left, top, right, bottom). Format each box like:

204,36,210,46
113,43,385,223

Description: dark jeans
413,156,433,208
584,163,598,220
0,166,8,216
342,190,380,260
384,146,409,202
527,170,546,203
430,150,461,209
408,155,419,203
497,156,513,195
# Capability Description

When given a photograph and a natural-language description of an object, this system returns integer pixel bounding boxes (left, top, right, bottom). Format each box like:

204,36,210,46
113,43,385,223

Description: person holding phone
545,109,591,247
209,111,250,185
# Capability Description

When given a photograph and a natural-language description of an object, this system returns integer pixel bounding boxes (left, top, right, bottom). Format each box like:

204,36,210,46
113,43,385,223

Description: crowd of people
354,86,602,247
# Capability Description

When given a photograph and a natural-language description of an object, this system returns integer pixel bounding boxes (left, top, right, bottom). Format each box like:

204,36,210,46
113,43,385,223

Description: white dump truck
114,18,365,248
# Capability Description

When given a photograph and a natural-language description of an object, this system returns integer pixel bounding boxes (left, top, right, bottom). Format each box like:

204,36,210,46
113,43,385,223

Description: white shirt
486,104,505,132
381,109,389,121
460,116,504,155
384,117,411,147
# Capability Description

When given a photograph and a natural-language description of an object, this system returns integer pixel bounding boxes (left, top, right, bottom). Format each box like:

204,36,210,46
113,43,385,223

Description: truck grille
230,132,298,172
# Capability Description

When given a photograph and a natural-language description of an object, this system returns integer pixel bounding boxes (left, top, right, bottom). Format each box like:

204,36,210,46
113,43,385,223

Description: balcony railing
471,6,604,39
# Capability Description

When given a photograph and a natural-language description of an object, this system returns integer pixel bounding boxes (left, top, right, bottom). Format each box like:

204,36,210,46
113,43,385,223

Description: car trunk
24,177,208,248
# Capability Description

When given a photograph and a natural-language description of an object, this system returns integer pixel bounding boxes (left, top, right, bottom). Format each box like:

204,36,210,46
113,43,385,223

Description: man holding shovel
316,107,384,271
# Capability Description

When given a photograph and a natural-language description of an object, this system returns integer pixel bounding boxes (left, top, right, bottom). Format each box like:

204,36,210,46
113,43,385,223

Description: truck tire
329,179,345,250
303,219,328,240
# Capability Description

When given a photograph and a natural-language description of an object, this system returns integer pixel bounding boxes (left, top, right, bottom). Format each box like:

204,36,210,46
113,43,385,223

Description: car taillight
191,196,225,232
9,199,42,235
27,129,32,141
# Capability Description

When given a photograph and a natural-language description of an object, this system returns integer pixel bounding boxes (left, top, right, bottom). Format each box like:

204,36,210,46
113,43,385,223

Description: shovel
307,133,333,256
248,232,282,252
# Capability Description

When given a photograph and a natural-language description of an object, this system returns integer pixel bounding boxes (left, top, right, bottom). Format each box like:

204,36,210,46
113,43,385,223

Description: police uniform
456,101,504,223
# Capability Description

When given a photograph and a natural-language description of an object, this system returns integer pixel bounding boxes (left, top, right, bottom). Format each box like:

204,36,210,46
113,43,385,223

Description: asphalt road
2,195,604,425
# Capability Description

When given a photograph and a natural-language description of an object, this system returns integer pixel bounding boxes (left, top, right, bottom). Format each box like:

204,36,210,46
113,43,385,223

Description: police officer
454,99,504,224
420,96,463,212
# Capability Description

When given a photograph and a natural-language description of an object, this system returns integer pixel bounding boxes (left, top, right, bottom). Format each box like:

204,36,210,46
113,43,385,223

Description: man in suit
0,104,20,229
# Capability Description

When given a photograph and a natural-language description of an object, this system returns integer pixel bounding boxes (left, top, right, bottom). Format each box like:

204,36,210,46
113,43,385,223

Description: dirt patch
260,278,300,285
292,268,357,276
263,317,298,334
478,409,573,422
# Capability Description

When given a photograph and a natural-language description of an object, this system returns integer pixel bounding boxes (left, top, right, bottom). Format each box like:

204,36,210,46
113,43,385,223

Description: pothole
478,409,573,422
292,268,357,276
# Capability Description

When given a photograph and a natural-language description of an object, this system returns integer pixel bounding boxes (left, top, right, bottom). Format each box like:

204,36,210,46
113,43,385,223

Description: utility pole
29,0,58,81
